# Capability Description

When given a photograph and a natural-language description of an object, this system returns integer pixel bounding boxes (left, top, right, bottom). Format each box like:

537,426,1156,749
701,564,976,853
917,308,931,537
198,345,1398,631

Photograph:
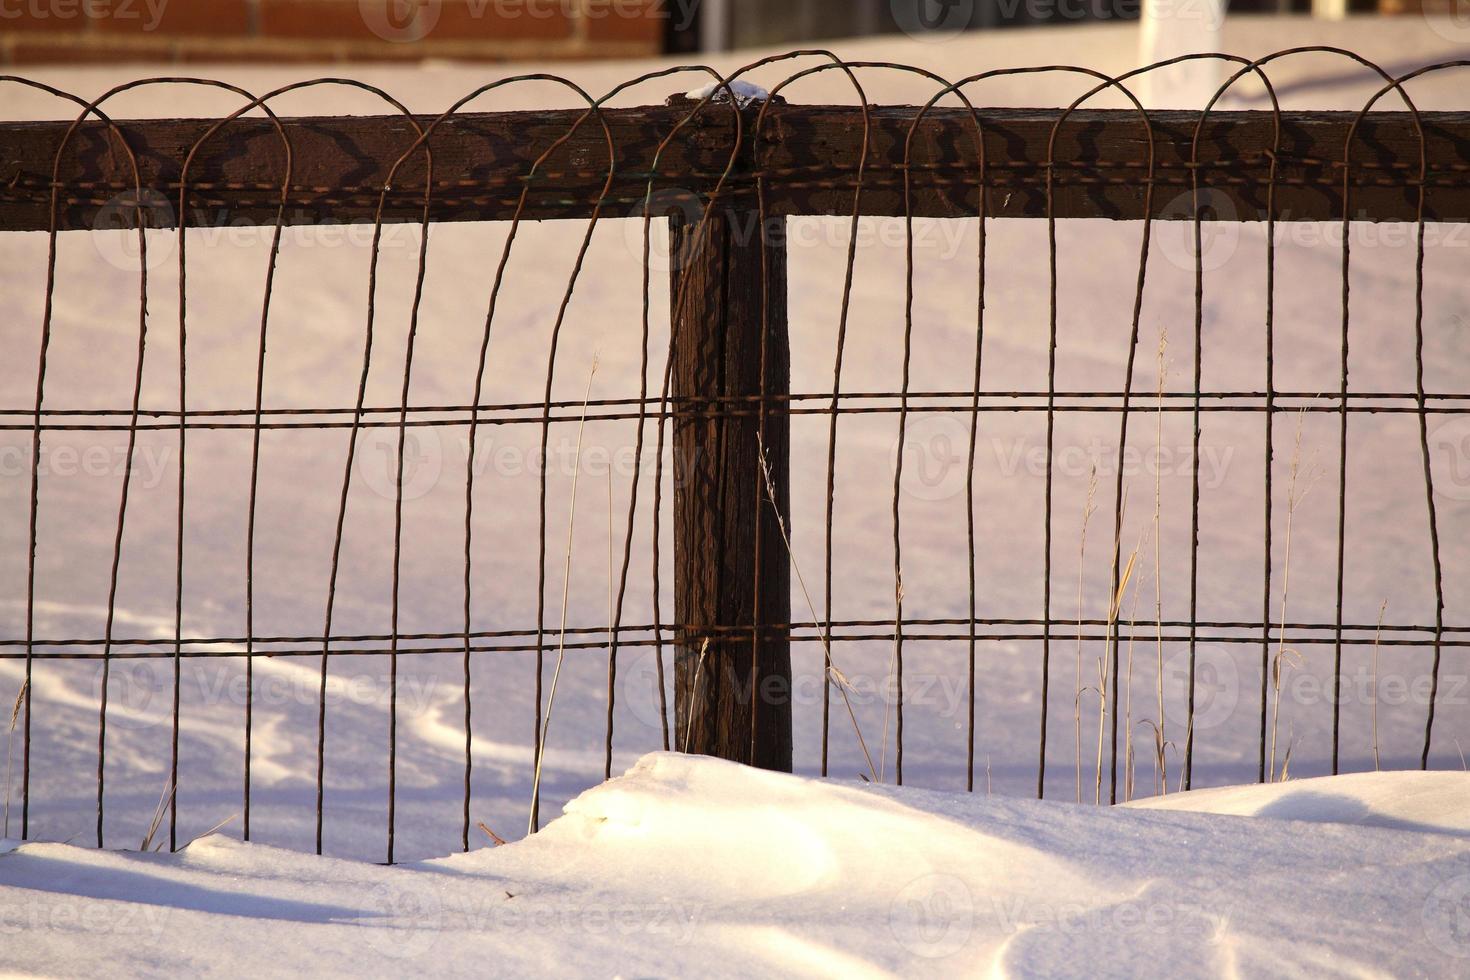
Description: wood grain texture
3,105,1468,230
669,200,792,772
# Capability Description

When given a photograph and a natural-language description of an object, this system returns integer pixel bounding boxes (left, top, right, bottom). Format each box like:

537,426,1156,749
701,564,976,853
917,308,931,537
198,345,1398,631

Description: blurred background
0,0,1461,67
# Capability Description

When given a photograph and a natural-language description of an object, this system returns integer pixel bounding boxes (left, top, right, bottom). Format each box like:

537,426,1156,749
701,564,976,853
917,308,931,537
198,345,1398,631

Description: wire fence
2,47,1469,862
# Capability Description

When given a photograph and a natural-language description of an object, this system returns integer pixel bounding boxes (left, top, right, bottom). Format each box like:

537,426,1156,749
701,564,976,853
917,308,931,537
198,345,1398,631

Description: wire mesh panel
1,50,1468,862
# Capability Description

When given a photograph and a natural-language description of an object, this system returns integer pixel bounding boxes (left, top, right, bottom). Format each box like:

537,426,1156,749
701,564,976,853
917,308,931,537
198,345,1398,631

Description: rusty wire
2,50,1468,862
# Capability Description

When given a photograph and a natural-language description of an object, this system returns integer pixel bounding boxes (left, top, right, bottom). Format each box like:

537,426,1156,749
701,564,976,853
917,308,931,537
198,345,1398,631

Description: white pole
700,0,731,52
1139,0,1228,108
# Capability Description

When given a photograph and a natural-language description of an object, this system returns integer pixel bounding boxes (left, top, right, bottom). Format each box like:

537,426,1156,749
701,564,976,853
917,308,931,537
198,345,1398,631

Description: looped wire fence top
1,47,1469,863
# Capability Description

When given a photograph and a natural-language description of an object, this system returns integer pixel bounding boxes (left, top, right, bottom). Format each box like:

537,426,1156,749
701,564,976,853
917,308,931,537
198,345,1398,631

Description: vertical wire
530,186,614,831
95,160,151,850
1332,120,1353,777
1107,122,1154,807
752,154,770,765
1406,83,1445,769
385,160,436,866
239,133,291,847
1260,169,1277,787
1258,133,1281,789
890,125,918,788
25,126,67,843
1186,160,1206,795
170,169,191,852
316,166,390,858
5,76,128,845
1037,123,1058,801
964,124,988,794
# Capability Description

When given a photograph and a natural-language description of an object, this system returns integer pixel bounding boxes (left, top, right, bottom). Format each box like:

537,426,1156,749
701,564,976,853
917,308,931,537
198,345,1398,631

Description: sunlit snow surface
4,756,1470,976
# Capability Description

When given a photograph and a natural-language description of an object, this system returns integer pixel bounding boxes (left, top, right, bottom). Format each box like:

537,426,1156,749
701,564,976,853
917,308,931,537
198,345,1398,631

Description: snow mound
4,756,1470,976
1125,770,1470,835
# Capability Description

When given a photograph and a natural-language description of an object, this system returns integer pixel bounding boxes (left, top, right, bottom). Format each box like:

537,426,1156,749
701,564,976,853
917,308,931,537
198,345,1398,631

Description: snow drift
4,754,1470,977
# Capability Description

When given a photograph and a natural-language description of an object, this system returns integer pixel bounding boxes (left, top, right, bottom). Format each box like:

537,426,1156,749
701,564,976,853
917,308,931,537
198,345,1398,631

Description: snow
683,79,771,104
1127,768,1470,835
2,754,1470,975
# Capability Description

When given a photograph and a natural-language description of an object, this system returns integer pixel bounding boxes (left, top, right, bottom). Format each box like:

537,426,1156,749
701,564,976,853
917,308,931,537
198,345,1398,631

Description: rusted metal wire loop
4,50,1468,861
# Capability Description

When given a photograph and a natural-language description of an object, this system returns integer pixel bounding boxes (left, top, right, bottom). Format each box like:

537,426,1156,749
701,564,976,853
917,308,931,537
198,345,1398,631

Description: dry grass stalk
1095,516,1137,805
477,820,507,846
1122,528,1149,802
1075,465,1100,804
756,439,877,782
880,576,905,785
4,679,25,840
681,638,711,754
140,774,176,852
1152,327,1168,796
1270,408,1317,783
1371,598,1388,771
184,814,237,848
528,355,598,835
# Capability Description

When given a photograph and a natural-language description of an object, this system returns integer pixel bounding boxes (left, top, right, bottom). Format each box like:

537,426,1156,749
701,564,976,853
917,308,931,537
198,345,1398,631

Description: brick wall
0,0,671,66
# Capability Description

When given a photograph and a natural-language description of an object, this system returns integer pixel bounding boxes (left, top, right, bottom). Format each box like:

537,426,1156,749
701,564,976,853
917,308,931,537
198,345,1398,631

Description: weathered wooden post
667,93,792,771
